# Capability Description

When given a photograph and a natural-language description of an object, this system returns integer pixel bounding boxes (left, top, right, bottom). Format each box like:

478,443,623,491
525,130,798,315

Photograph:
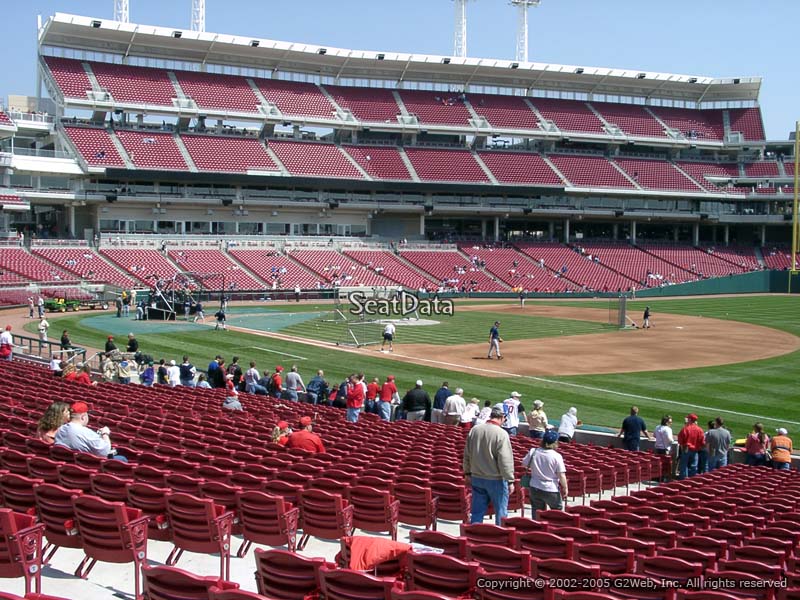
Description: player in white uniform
381,322,396,352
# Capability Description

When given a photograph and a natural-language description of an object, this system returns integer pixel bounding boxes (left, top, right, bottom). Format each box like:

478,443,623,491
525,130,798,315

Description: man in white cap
402,380,431,422
527,400,548,439
558,407,581,443
167,359,181,387
501,391,525,436
443,387,466,426
771,427,793,470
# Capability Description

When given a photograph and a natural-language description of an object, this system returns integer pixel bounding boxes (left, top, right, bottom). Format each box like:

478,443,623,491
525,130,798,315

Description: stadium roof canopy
40,13,761,105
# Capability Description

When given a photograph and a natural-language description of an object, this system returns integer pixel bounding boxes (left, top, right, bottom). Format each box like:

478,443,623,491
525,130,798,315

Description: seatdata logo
348,290,454,317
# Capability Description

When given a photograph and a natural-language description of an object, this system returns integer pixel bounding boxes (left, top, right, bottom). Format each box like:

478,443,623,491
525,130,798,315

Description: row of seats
400,251,508,291
43,57,767,140
31,247,135,288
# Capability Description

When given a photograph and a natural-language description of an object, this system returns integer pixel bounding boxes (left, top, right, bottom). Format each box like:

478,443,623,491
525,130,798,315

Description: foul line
250,346,307,360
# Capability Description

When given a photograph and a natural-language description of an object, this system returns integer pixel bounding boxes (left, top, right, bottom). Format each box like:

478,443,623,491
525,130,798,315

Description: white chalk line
250,346,307,360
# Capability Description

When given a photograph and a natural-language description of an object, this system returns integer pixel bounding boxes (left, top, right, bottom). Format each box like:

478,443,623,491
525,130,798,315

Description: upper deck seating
614,158,704,193
469,94,541,130
115,130,188,171
549,155,635,189
254,79,335,118
529,98,605,134
325,85,400,122
90,61,176,106
62,127,126,168
590,102,665,138
100,249,183,285
0,249,75,284
404,148,489,183
43,57,93,99
579,242,692,286
698,246,760,271
457,246,573,292
728,108,766,141
744,162,780,178
398,90,472,127
638,244,747,278
342,146,412,180
763,246,792,270
181,135,279,173
343,250,436,289
0,111,13,126
647,107,725,141
287,250,394,287
173,71,261,113
167,250,264,290
229,250,320,289
516,243,635,292
400,251,506,291
478,151,563,186
268,140,363,179
674,162,740,192
32,248,134,288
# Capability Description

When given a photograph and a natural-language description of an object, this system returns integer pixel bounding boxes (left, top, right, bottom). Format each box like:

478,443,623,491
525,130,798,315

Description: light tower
114,0,130,23
510,0,541,63
452,0,473,58
191,0,206,32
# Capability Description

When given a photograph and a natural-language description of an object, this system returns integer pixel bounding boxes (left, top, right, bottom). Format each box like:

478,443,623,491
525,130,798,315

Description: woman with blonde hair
271,420,291,445
36,401,71,444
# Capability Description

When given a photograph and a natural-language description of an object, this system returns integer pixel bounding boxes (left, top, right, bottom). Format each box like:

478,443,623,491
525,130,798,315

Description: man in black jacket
402,380,431,422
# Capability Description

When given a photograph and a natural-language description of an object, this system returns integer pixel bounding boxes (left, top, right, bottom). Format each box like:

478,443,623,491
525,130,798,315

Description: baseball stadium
0,1,799,599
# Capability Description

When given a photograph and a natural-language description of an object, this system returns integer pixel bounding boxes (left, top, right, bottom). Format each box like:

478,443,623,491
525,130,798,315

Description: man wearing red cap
54,402,114,458
269,366,284,398
677,413,705,479
346,374,365,422
286,416,325,453
378,375,398,421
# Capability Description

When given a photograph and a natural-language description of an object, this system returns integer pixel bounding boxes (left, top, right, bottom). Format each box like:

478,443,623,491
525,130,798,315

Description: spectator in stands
74,363,95,386
104,335,117,355
378,375,398,421
527,400,548,439
745,422,770,467
126,333,139,354
558,407,581,443
156,359,168,385
179,356,196,387
49,356,63,377
167,359,181,387
207,355,221,383
502,392,525,436
463,405,515,525
245,361,267,395
522,429,568,518
117,358,133,384
196,373,211,388
443,388,466,426
227,356,243,390
654,415,674,455
36,401,71,444
141,361,155,387
618,406,653,451
269,366,285,397
271,421,291,446
223,374,243,411
210,358,227,389
402,380,431,422
100,356,116,383
432,381,450,424
475,400,492,427
345,374,365,422
60,330,73,354
706,417,731,471
771,428,793,470
286,416,325,453
0,325,15,361
306,370,328,405
54,401,125,461
461,398,480,430
365,377,380,413
62,363,77,382
285,365,306,402
677,413,705,479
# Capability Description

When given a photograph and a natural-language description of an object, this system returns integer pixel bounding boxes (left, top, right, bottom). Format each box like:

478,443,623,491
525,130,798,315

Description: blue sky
2,0,797,139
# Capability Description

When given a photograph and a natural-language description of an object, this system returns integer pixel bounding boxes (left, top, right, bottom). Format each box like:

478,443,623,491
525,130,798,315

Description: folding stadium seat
235,490,299,557
125,482,172,541
73,452,105,470
262,480,303,504
466,543,532,575
567,505,607,519
660,546,718,571
571,543,635,575
501,516,545,533
317,565,397,600
142,565,239,600
346,485,400,540
0,509,45,596
1,474,44,513
628,526,678,549
637,556,703,586
530,558,601,589
516,531,574,560
33,483,83,564
306,477,349,495
715,519,755,538
57,464,96,493
90,472,131,503
71,495,149,600
408,530,466,559
133,465,169,487
25,457,63,484
296,488,354,551
582,518,628,538
716,558,783,579
459,523,516,547
546,526,599,546
404,552,479,596
24,439,52,458
165,458,197,476
254,548,330,600
163,473,205,495
0,450,31,476
48,446,78,464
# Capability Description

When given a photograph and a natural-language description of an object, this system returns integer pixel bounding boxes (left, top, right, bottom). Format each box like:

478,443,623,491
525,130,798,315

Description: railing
7,111,55,125
7,147,74,159
11,332,86,366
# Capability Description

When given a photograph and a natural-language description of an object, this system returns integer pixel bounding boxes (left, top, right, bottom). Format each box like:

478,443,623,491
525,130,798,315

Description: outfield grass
27,295,800,438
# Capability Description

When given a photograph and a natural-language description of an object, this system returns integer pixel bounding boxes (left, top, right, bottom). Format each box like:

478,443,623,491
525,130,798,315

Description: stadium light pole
114,0,130,23
191,0,206,33
790,120,800,292
510,0,541,63
452,0,473,58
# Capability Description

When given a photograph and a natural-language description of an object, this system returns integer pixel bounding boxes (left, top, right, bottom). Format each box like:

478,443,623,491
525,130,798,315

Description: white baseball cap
415,380,423,386
777,427,789,435
510,391,522,398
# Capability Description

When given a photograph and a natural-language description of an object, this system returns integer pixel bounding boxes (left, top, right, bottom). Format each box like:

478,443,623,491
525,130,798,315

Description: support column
631,221,637,244
419,214,425,237
548,221,555,241
563,218,570,243
674,226,680,242
612,223,619,240
365,216,371,236
493,216,500,242
712,226,718,244
761,224,767,246
724,225,730,245
692,223,700,246
67,205,76,237
481,219,487,240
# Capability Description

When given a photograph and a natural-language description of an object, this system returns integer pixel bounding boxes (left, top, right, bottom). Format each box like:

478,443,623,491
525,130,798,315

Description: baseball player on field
487,321,503,360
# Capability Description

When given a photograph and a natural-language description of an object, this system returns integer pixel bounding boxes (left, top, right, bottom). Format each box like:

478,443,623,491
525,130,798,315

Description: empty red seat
142,565,239,600
0,509,45,596
254,548,329,600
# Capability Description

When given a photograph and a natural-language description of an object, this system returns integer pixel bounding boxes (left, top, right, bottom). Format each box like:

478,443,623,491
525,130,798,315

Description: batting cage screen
608,295,630,329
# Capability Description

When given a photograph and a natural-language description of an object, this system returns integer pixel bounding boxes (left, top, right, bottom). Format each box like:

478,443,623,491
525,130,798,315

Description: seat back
318,564,396,600
516,531,574,559
33,483,83,550
254,548,327,600
572,543,635,575
90,472,131,503
72,494,148,564
348,485,398,537
406,552,478,596
57,464,96,493
429,482,470,523
408,530,467,559
0,474,44,513
537,510,581,528
530,558,601,585
466,543,531,575
638,556,703,584
394,483,436,529
299,489,353,542
0,508,45,595
165,492,231,554
460,523,517,547
142,564,227,600
237,490,297,549
26,457,64,484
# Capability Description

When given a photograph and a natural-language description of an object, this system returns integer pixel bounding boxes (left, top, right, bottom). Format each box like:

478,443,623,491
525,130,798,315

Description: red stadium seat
0,509,45,596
